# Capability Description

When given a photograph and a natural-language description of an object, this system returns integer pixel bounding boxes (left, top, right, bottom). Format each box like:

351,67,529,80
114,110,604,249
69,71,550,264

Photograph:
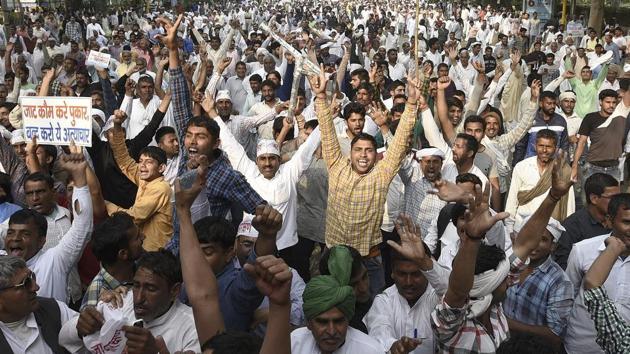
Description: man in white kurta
213,114,321,251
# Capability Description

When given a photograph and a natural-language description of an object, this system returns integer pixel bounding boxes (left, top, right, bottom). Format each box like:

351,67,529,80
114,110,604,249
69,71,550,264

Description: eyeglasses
0,271,36,292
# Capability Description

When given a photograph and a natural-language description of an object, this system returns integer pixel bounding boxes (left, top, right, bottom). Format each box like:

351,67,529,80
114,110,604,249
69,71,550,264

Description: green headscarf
303,246,356,321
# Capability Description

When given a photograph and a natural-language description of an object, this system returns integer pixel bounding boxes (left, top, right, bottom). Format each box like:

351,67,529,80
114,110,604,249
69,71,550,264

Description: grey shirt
296,157,328,243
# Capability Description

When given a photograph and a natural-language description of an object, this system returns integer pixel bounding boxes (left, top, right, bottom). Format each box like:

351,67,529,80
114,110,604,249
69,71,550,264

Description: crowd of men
0,1,629,353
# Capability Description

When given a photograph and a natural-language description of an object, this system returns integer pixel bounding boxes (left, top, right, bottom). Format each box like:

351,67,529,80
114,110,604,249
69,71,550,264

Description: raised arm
127,94,171,159
107,110,140,185
308,67,343,169
583,237,630,354
443,184,509,308
153,58,168,99
495,79,540,150
435,76,456,143
513,151,573,260
53,143,94,272
174,162,225,345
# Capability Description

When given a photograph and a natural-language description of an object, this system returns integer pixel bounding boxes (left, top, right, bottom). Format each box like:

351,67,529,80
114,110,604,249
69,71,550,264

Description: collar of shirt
98,267,128,290
534,256,555,274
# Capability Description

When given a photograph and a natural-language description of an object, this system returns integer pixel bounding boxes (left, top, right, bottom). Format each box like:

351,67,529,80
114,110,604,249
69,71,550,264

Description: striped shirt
316,99,418,256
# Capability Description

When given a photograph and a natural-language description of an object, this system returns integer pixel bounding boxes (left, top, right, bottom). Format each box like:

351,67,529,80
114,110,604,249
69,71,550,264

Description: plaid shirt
166,66,264,254
431,254,528,354
65,21,83,43
503,256,574,336
80,267,130,310
315,99,417,256
584,286,630,354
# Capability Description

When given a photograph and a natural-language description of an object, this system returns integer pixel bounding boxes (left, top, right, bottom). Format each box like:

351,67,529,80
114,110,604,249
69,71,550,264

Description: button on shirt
216,117,321,250
503,256,574,336
26,186,93,302
0,300,77,354
363,264,450,354
291,326,383,354
59,291,200,353
564,234,630,354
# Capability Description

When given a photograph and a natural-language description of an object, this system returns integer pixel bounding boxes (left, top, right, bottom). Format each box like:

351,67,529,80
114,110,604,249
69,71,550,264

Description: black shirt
554,208,610,269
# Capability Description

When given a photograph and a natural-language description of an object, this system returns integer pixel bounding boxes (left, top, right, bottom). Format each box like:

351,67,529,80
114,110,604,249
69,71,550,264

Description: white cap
237,214,259,238
516,216,566,242
216,90,231,102
414,147,445,160
256,139,280,157
10,129,26,145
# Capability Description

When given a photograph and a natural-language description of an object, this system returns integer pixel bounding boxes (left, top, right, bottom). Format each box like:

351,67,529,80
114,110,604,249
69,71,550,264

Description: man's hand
369,102,389,128
388,214,431,269
550,149,574,200
124,78,136,97
77,306,104,338
563,70,575,79
122,326,160,354
112,110,128,128
252,205,283,238
429,179,470,203
98,286,128,308
200,94,216,115
463,184,509,240
307,64,327,99
390,337,422,354
530,79,541,102
25,135,38,156
174,155,209,212
125,62,138,77
510,49,521,69
217,57,232,74
274,101,289,114
446,45,457,62
243,255,293,306
155,14,184,50
437,76,451,91
605,236,628,255
58,141,87,187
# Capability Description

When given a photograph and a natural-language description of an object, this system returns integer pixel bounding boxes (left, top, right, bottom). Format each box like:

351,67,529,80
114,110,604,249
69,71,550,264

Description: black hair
453,90,466,100
436,63,449,71
9,209,47,238
450,203,468,227
343,102,366,120
620,78,630,92
585,173,619,205
456,172,482,186
92,212,136,266
599,89,619,101
539,90,557,101
464,115,486,131
304,120,319,130
249,74,262,83
350,133,377,150
136,250,182,287
139,146,167,166
535,129,558,147
528,73,543,87
186,116,220,141
608,193,630,219
260,79,276,90
388,80,405,92
201,331,262,354
24,172,54,189
350,68,369,83
456,133,479,154
155,126,177,144
391,103,406,115
194,216,236,251
447,97,464,110
319,245,365,280
474,244,506,275
36,145,58,168
0,172,13,203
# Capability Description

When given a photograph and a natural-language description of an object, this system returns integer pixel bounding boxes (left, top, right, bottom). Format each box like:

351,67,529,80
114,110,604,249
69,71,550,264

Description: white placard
86,50,111,69
20,97,92,147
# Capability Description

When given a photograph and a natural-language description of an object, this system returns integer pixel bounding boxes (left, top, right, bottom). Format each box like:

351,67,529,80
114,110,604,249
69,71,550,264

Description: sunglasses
0,271,36,292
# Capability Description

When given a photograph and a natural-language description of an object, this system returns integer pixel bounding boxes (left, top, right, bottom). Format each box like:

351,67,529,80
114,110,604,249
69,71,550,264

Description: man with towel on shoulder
291,246,382,354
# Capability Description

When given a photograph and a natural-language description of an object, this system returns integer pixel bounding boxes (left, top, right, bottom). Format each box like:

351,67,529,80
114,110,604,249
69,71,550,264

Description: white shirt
291,326,382,354
388,61,407,82
120,95,174,141
363,265,449,354
564,234,630,354
0,300,77,354
86,23,105,39
223,76,249,113
504,156,575,235
247,100,279,140
25,186,93,302
59,291,201,353
216,118,321,250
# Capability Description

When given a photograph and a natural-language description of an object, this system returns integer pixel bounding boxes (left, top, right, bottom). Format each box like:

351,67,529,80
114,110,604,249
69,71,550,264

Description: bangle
548,192,561,202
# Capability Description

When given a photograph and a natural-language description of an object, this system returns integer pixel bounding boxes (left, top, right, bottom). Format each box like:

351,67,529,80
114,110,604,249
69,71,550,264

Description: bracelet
548,192,561,202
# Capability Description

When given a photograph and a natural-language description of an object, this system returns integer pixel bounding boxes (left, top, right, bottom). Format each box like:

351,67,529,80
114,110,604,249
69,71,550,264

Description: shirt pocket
265,181,290,206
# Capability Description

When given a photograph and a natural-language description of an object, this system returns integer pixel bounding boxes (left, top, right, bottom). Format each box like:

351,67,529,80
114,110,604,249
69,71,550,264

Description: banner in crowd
86,50,112,69
20,97,93,147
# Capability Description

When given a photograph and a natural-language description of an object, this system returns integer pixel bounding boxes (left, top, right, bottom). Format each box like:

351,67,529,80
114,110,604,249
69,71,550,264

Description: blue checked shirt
166,66,265,254
503,256,574,336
